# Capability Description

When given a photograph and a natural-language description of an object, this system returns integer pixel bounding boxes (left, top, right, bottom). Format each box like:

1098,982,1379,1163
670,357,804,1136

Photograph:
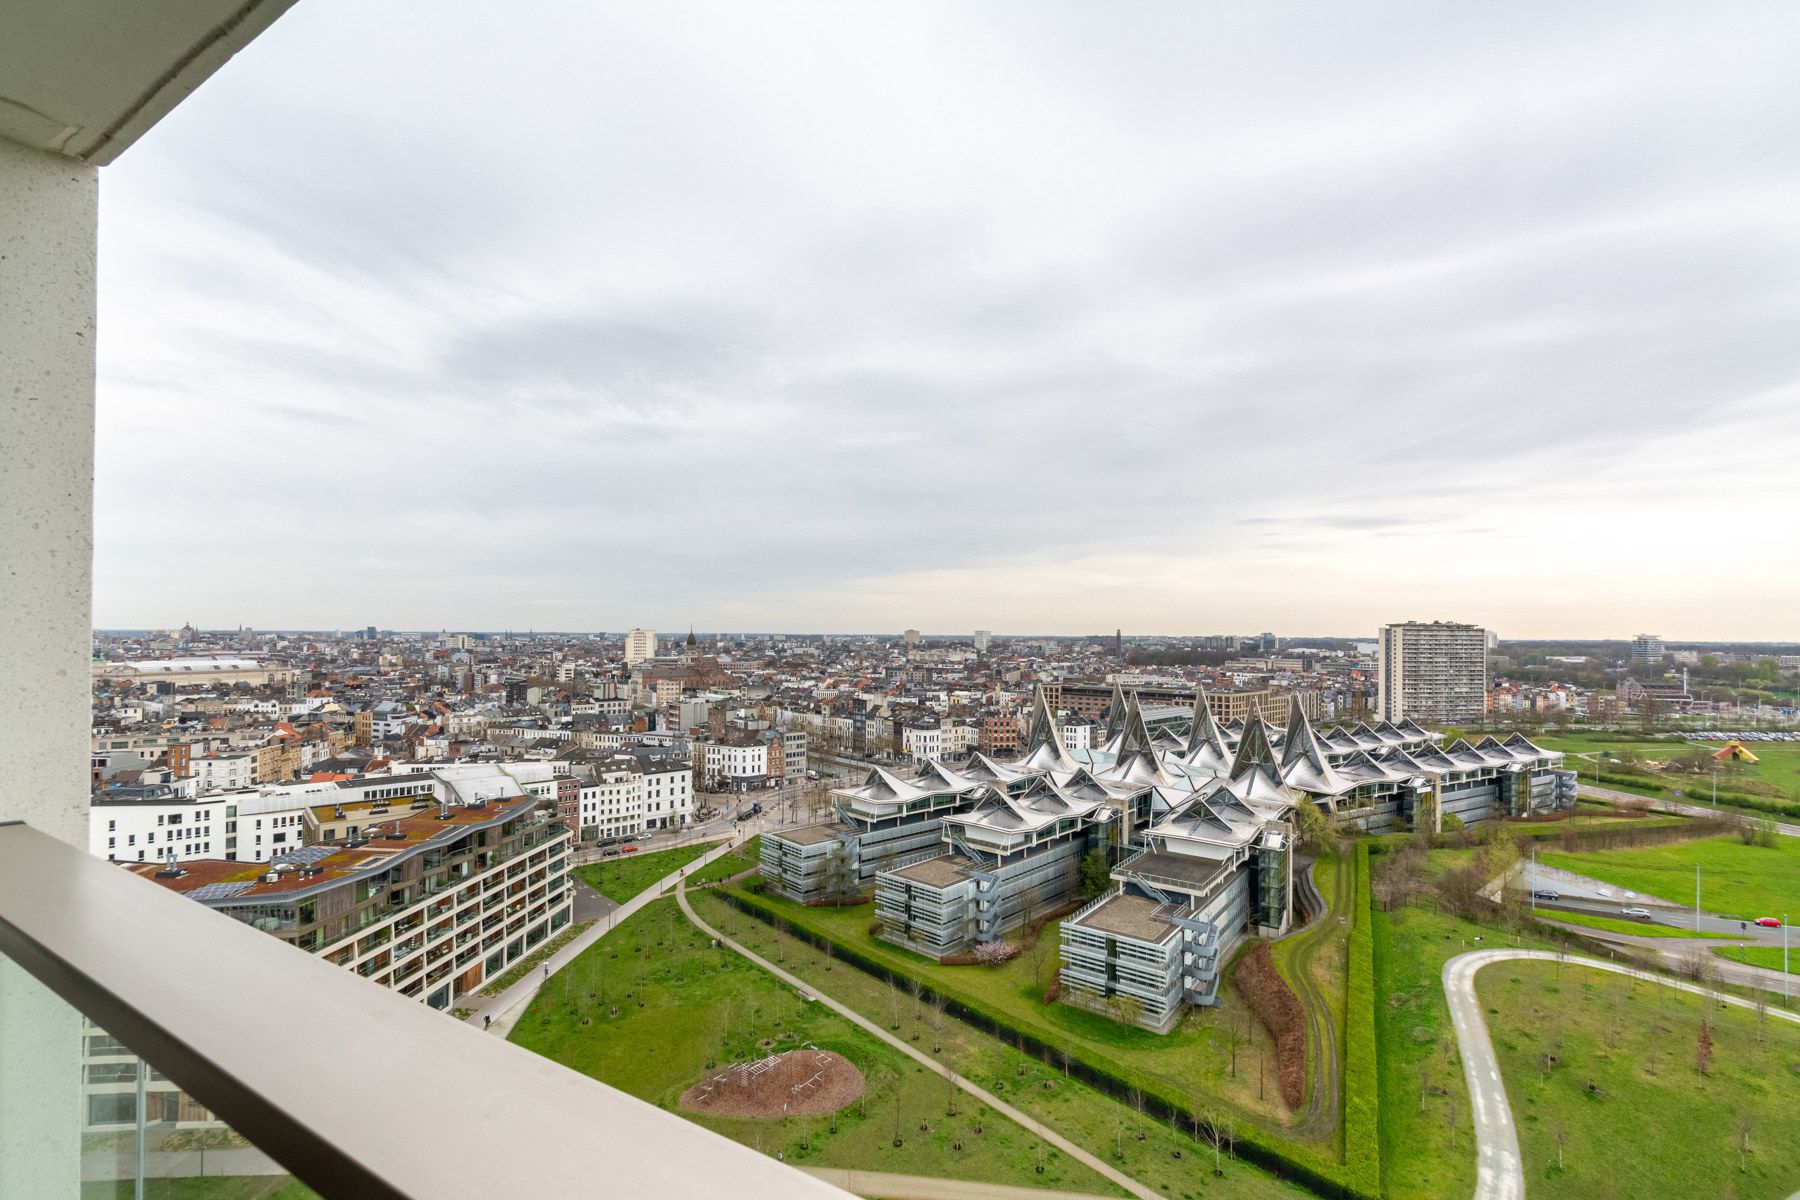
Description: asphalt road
1444,948,1800,1200
1534,895,1791,942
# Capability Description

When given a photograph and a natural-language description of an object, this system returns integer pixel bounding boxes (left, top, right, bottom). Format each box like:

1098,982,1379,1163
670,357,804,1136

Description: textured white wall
0,137,96,1200
0,137,95,844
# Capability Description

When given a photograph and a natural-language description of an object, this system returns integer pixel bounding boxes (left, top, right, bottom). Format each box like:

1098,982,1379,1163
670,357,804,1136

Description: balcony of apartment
0,7,851,1197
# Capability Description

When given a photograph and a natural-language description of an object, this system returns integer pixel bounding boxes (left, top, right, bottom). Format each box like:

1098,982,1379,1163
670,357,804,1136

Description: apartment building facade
132,792,572,1012
1376,620,1488,725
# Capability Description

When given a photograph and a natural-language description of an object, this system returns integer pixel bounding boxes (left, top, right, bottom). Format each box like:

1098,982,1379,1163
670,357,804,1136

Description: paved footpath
1579,784,1800,837
466,837,738,1037
676,877,1167,1200
1444,948,1800,1200
798,1167,1119,1200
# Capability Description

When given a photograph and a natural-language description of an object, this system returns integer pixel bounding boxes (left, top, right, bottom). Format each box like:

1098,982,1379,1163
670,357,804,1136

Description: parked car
1531,889,1561,902
1622,906,1653,919
621,845,639,854
1756,917,1783,928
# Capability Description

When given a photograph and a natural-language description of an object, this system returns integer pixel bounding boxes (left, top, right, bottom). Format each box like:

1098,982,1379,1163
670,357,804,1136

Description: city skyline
93,2,1800,638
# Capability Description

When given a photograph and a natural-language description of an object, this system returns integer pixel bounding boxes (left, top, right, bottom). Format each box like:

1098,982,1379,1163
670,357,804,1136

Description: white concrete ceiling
0,0,296,164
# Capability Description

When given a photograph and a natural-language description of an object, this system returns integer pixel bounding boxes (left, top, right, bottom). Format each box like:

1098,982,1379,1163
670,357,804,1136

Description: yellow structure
1713,740,1759,763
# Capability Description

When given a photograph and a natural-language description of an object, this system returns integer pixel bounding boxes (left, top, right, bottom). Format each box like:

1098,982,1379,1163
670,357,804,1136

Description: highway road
1444,948,1800,1200
1533,894,1791,942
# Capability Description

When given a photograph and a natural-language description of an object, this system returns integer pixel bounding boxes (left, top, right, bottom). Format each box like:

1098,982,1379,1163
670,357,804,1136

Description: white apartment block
624,627,657,664
901,723,943,762
1377,621,1488,725
91,764,565,867
577,757,694,840
697,740,772,789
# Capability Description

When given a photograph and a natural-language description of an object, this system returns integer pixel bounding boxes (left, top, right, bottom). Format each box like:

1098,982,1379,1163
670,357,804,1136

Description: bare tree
1203,1115,1227,1177
1028,924,1055,989
1695,1017,1714,1077
1737,1112,1754,1172
1553,1121,1567,1171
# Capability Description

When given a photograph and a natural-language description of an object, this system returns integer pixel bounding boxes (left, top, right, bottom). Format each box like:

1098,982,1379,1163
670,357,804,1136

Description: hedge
715,885,1376,1199
1343,842,1381,1197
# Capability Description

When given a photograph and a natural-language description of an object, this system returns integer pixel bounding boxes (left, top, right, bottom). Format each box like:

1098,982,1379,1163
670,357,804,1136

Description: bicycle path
1444,948,1800,1200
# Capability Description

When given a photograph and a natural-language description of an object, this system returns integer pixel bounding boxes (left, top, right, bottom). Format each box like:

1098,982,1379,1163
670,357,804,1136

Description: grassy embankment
1371,846,1564,1200
1539,834,1800,922
688,835,762,886
1532,908,1733,940
1530,733,1800,821
508,897,1121,1194
573,840,720,903
692,889,1316,1200
715,850,1381,1196
1477,958,1800,1198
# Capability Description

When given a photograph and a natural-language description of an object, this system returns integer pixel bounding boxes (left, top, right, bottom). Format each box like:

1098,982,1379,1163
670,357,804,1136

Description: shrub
1231,940,1305,1109
973,940,1019,965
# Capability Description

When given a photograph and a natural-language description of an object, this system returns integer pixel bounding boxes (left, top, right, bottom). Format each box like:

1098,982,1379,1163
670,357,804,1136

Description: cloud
91,0,1800,637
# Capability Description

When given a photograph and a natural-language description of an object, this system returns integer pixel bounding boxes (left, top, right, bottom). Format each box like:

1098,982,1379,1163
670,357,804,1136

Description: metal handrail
0,822,850,1200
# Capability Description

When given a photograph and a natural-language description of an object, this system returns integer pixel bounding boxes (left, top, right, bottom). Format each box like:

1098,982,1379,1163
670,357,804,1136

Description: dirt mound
678,1048,864,1118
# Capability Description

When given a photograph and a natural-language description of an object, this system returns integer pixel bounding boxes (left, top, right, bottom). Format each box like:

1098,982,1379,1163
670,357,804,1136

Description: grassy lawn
723,885,1301,1139
1540,835,1800,922
1533,909,1735,940
692,890,1316,1200
1477,959,1800,1199
574,841,722,903
1530,732,1800,819
688,835,761,886
82,1180,315,1199
1714,945,1800,977
508,897,1122,1195
1372,863,1564,1200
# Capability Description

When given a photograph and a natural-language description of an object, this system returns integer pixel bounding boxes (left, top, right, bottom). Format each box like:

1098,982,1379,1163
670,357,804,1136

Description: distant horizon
92,627,1800,650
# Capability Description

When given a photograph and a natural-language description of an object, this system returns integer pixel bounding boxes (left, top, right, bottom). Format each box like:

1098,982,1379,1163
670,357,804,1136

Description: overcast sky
95,1,1800,638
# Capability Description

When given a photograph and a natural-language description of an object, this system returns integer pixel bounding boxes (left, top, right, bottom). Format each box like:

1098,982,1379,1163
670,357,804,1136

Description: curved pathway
468,836,739,1037
1277,856,1344,1141
1444,948,1800,1200
676,877,1167,1200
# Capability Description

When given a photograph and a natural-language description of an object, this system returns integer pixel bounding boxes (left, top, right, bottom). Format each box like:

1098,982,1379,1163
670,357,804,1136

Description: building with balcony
128,790,571,1011
1377,620,1489,725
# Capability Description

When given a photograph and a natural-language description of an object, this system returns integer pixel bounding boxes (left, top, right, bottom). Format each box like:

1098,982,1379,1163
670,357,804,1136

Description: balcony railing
0,821,851,1200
